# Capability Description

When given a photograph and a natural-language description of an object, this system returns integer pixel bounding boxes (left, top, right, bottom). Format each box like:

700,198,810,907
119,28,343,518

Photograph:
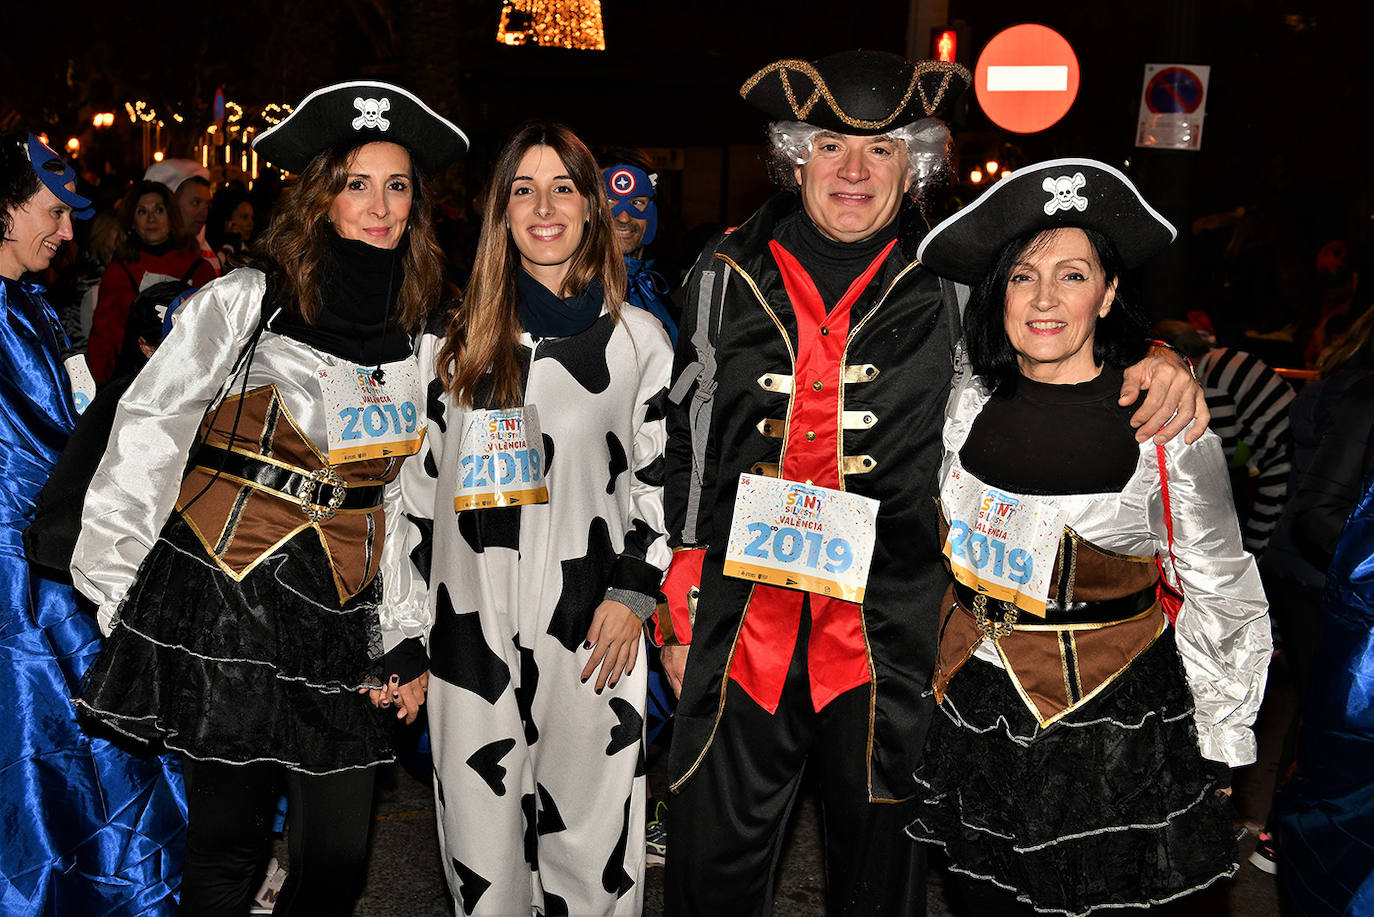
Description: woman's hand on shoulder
1120,346,1210,445
581,600,642,692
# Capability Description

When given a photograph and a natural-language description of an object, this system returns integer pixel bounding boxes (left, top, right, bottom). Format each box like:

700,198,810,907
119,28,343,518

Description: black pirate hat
740,50,971,134
917,158,1176,284
253,80,468,175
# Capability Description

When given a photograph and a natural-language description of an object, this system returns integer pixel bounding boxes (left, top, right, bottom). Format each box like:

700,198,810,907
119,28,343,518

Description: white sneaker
250,857,289,914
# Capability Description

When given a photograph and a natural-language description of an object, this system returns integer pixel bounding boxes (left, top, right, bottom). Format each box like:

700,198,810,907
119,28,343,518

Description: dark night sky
6,0,1369,325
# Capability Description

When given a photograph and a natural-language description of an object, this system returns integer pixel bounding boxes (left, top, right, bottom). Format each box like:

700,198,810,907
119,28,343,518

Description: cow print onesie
384,306,672,916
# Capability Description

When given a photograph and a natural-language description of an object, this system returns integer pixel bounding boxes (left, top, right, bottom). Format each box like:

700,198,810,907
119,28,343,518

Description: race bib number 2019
941,465,1065,617
318,359,425,465
453,406,549,511
724,474,879,603
65,355,96,416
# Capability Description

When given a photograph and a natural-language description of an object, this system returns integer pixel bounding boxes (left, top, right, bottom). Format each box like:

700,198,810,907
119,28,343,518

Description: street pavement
335,653,1297,916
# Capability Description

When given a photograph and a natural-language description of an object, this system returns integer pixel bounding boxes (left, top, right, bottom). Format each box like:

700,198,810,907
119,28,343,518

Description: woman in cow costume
72,80,466,915
907,160,1271,915
383,123,672,915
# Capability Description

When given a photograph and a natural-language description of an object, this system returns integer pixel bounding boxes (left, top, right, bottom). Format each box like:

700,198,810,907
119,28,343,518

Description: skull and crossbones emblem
1042,172,1088,215
352,97,391,131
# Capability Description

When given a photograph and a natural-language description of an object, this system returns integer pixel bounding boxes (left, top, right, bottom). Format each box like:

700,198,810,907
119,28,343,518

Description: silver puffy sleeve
71,270,267,634
378,332,443,651
1154,432,1272,767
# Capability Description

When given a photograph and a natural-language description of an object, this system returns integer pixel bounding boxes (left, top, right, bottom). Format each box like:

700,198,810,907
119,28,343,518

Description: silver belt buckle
300,466,347,523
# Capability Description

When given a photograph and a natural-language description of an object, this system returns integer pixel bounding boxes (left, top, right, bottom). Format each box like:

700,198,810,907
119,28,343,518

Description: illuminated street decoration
261,103,294,125
104,98,297,178
496,0,606,50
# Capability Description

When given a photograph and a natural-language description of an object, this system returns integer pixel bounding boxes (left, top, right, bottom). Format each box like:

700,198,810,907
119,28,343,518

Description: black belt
192,444,384,520
953,580,1157,627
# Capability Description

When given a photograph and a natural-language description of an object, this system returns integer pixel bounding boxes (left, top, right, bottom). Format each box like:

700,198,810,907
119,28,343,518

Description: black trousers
664,606,926,917
180,759,377,916
1259,570,1324,832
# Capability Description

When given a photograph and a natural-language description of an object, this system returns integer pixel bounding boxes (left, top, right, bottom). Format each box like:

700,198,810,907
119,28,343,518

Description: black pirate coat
664,192,962,802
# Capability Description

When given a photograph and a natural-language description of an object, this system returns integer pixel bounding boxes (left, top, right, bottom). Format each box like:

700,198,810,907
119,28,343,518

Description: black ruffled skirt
908,629,1237,916
77,513,394,774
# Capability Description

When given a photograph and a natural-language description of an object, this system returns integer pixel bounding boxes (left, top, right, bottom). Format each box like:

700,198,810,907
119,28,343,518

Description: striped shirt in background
1197,347,1296,555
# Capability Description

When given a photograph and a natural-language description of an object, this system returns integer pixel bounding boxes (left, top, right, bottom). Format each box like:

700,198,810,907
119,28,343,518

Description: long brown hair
437,122,627,408
114,180,195,262
254,141,444,334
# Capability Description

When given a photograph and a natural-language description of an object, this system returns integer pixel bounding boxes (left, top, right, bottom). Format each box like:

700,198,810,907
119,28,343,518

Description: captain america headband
24,134,95,220
602,164,658,246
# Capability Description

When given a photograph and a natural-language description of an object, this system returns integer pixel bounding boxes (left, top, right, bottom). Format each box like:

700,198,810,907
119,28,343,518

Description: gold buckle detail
972,593,1018,641
300,466,347,523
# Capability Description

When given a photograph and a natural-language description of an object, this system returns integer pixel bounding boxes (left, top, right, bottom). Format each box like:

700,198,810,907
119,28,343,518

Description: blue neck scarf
516,269,605,339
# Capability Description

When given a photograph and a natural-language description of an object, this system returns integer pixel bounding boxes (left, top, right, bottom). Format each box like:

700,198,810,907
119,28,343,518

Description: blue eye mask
26,134,94,220
602,164,657,245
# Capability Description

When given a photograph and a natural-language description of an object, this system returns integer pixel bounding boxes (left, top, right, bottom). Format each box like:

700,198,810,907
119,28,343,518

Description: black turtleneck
139,238,177,258
270,232,412,365
774,211,900,311
961,365,1142,495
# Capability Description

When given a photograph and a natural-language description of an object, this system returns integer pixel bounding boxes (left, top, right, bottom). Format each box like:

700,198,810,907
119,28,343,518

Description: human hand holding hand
360,671,430,724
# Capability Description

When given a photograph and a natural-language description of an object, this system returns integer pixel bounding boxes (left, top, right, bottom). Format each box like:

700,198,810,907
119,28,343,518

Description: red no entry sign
974,24,1080,133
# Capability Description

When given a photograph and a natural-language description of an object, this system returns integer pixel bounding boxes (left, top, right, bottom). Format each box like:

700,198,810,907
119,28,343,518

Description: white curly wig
766,118,952,202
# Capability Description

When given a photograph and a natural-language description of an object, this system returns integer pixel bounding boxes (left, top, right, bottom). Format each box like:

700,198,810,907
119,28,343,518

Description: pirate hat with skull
253,80,468,175
916,157,1176,285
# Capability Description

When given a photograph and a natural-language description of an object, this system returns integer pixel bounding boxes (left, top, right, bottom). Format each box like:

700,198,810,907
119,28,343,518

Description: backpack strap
180,270,281,511
1156,442,1178,570
179,257,208,285
668,259,730,546
938,275,971,374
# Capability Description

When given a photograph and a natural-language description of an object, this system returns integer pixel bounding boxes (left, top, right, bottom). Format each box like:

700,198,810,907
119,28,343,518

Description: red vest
729,238,896,714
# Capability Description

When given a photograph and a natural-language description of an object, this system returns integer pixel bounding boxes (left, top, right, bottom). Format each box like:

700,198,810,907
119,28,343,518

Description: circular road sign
975,23,1081,134
1144,66,1204,114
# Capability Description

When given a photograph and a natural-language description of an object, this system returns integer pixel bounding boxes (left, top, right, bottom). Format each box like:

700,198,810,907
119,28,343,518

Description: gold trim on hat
740,58,971,129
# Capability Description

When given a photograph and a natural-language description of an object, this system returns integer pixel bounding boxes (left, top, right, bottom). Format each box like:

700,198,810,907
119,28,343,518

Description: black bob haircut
963,226,1149,390
0,131,45,243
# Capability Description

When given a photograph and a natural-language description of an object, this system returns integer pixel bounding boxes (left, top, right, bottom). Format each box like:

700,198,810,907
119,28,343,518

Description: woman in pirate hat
0,131,188,916
908,160,1270,914
72,81,466,915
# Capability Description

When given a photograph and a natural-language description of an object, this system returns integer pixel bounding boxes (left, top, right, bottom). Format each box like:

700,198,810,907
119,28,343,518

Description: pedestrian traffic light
931,21,972,66
932,28,957,63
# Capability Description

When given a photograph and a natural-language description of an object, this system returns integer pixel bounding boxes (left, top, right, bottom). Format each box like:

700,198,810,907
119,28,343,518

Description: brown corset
175,384,401,605
932,515,1166,728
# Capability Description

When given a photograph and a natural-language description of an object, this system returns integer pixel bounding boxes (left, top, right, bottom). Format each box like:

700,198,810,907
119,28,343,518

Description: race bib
137,271,177,292
317,359,424,464
65,354,96,416
723,474,879,603
453,406,549,511
941,465,1066,617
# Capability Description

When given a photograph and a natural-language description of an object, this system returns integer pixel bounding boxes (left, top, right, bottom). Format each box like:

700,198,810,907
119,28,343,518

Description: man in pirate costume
655,51,1210,915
